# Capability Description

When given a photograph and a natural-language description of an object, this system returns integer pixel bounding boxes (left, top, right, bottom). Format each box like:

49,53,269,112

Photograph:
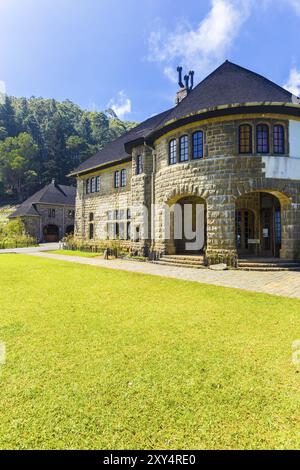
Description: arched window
273,125,285,154
256,124,269,154
239,124,252,154
192,131,203,159
179,135,189,162
169,139,177,165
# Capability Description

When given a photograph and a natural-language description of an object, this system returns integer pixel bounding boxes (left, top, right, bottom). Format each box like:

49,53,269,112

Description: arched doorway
65,225,74,236
43,224,59,243
169,195,207,255
236,192,282,258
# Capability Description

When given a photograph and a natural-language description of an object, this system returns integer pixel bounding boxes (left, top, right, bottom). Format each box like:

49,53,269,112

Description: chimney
175,88,188,105
175,66,194,105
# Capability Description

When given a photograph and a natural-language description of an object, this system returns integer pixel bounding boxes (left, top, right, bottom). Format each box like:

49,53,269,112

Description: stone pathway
0,243,60,254
25,251,300,300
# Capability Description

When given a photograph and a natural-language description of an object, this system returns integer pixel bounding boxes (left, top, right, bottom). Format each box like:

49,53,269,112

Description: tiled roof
70,61,299,175
9,181,76,218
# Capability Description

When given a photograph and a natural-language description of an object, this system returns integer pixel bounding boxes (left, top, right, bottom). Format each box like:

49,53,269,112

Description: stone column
280,201,300,260
205,195,238,267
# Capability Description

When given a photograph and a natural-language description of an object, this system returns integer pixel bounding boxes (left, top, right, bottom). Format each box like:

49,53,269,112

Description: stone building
9,180,76,242
70,61,300,267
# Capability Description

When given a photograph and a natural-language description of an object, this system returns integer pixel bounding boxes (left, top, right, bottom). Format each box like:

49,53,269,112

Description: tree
0,133,38,200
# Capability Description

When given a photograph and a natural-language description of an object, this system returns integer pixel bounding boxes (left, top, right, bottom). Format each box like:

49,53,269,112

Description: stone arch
163,185,208,206
43,224,59,243
234,188,294,259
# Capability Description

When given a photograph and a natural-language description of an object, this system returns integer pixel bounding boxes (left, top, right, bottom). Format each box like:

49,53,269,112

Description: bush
62,235,131,258
0,217,37,249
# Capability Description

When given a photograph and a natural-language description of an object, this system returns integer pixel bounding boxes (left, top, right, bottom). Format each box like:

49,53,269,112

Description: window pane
91,177,95,193
95,176,100,192
136,155,143,174
256,124,269,153
239,125,252,154
121,169,126,187
114,171,120,188
86,179,90,194
169,139,177,165
179,135,189,162
273,125,285,154
192,131,203,159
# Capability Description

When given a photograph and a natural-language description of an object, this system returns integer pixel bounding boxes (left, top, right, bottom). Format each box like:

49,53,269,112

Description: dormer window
239,124,252,154
256,124,269,154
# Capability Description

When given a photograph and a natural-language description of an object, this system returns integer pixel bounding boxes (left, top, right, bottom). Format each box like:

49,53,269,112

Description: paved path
0,243,60,254
24,251,300,300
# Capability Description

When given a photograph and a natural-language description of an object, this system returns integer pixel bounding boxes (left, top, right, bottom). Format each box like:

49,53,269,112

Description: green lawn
1,254,300,450
48,249,102,258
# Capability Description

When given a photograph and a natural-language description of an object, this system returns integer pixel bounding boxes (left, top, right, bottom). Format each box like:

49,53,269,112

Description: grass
1,254,300,449
48,249,103,258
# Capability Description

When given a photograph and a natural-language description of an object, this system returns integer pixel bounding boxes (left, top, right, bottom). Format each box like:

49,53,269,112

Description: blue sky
0,0,300,122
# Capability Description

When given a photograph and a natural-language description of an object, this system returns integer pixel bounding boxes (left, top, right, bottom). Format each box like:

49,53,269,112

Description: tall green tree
0,133,38,200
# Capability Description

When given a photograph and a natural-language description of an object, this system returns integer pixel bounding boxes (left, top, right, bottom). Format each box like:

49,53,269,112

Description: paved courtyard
21,250,300,300
1,244,300,299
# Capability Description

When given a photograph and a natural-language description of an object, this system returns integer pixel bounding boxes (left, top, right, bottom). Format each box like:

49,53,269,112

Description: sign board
263,228,269,238
248,239,260,244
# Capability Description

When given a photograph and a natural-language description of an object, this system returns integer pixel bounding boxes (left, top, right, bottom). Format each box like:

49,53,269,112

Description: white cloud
284,68,300,97
148,0,253,82
0,80,6,104
286,0,300,15
107,90,132,120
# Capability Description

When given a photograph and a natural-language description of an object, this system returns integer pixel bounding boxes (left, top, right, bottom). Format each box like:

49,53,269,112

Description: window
48,208,55,218
107,210,113,220
239,124,252,154
169,139,177,165
256,124,269,154
89,212,94,222
89,223,94,240
91,177,96,193
136,155,143,175
273,125,285,154
179,135,189,162
68,210,75,218
95,176,100,192
114,209,119,220
127,208,131,219
86,179,90,194
127,222,131,240
192,131,203,159
114,171,120,188
121,169,126,187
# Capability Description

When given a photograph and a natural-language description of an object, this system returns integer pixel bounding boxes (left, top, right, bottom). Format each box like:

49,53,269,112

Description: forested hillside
0,96,137,202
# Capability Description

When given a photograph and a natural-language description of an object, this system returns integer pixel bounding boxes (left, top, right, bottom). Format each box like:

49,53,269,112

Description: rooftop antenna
177,66,184,88
184,74,190,90
189,70,194,90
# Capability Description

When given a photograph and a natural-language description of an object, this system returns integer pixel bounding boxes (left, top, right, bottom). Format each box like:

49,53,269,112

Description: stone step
160,256,204,266
238,266,300,272
240,258,297,264
153,260,206,270
239,262,299,268
161,255,204,263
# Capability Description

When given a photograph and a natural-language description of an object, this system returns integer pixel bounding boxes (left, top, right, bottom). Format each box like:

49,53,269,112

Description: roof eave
68,155,132,178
